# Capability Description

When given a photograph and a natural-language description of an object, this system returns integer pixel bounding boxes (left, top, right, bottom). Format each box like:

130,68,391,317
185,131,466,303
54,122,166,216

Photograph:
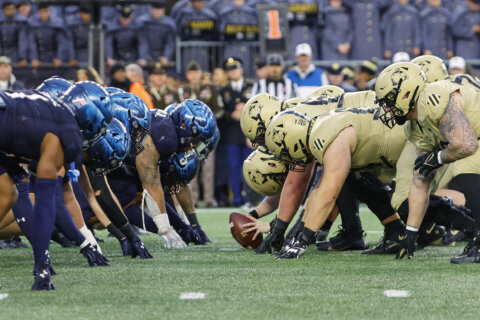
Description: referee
251,53,298,100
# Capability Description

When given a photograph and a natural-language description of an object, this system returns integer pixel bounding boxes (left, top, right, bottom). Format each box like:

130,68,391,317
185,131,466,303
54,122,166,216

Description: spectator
213,67,228,88
344,0,389,60
146,64,180,110
179,61,220,207
125,63,154,109
448,56,467,75
382,0,421,59
287,43,328,98
218,57,255,207
219,0,258,77
254,58,268,80
341,66,355,86
66,4,92,67
109,63,131,91
105,5,148,67
451,0,480,59
0,56,24,90
0,1,28,67
208,0,232,15
420,0,453,59
16,1,32,19
444,0,467,12
202,71,213,86
322,0,353,60
325,63,357,92
287,0,320,59
354,59,378,90
139,1,176,67
175,0,217,73
27,3,69,68
76,67,102,83
251,53,298,100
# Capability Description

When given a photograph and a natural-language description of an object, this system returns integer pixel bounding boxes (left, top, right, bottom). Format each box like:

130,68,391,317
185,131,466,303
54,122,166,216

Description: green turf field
0,208,478,320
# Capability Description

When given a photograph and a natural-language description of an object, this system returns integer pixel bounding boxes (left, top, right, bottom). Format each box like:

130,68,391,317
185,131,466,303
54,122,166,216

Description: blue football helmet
86,118,131,175
196,127,220,161
159,150,200,193
60,81,114,148
111,92,151,155
105,87,125,95
36,76,72,101
183,99,217,143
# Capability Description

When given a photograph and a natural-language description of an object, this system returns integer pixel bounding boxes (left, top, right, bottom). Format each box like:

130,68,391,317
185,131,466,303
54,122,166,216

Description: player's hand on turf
414,149,442,177
120,238,131,257
192,225,211,243
255,230,284,254
130,237,153,259
32,263,55,291
242,214,270,241
177,226,203,245
396,229,417,260
80,244,110,267
162,229,187,249
276,240,306,259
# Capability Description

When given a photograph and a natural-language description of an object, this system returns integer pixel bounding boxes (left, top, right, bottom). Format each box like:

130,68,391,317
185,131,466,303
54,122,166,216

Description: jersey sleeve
309,115,351,164
417,80,461,126
404,120,434,152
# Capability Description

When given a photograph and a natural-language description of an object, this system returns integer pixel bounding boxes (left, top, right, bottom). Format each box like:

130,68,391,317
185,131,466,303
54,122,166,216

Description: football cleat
317,226,368,251
362,231,401,254
442,229,466,246
416,222,445,248
450,243,480,264
315,230,329,243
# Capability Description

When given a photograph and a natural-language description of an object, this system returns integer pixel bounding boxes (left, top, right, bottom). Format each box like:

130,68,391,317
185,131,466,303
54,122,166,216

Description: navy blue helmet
36,76,72,101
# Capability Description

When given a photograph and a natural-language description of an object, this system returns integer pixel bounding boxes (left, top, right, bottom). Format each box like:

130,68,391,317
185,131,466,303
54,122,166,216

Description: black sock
300,227,316,245
119,224,137,241
385,219,404,233
186,213,199,227
320,220,333,232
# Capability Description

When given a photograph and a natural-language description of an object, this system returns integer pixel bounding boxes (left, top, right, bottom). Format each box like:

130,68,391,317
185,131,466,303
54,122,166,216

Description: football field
0,208,478,320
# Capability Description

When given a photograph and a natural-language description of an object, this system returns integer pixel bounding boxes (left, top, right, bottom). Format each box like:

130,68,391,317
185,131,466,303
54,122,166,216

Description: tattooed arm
438,91,478,163
135,134,167,214
407,149,435,228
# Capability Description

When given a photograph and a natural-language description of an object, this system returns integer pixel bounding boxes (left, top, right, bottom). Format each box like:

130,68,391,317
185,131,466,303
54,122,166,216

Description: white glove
152,213,172,235
161,229,187,249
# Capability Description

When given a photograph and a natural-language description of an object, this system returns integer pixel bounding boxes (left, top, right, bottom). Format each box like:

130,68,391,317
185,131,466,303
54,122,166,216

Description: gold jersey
407,79,480,151
309,107,407,181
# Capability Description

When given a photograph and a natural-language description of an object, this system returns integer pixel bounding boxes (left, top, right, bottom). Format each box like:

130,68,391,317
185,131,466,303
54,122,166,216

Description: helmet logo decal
391,68,409,87
271,127,286,147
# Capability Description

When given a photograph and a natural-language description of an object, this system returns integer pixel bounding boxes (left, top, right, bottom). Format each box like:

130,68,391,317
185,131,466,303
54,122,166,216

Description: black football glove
396,229,418,259
80,244,110,267
414,149,443,177
193,225,211,243
255,218,288,254
130,237,153,259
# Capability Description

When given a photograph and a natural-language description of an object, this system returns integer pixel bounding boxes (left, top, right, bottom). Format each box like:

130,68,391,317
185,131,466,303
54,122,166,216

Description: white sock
79,225,102,254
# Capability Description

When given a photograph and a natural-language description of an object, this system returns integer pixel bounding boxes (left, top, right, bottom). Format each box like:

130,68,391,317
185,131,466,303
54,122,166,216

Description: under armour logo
16,217,26,223
39,270,48,279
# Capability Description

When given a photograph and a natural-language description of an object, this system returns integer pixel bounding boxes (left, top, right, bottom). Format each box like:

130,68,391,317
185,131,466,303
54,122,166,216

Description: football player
375,61,480,263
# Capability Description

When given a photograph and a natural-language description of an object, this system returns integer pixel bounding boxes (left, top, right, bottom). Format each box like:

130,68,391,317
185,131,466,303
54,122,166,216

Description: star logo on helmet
248,104,261,120
391,68,409,86
271,127,286,147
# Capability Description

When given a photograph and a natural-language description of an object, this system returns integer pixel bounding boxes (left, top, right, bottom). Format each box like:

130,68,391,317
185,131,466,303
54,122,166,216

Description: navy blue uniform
420,4,452,59
105,16,148,63
66,13,89,63
0,91,83,165
0,13,28,62
451,6,480,59
321,5,353,60
138,12,176,63
149,109,179,161
27,14,69,62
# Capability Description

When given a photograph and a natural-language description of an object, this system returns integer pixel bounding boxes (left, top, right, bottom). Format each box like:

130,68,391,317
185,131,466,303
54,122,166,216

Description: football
229,212,263,249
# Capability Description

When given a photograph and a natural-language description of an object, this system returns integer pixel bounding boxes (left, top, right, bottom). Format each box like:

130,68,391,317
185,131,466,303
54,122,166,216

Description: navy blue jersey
0,90,83,164
149,109,179,161
107,164,140,207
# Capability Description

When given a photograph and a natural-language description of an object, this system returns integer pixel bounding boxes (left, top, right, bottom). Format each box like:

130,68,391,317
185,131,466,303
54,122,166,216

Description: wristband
406,225,419,232
249,209,259,219
437,150,443,165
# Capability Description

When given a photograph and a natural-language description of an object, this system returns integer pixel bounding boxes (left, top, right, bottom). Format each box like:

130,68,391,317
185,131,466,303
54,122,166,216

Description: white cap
392,51,410,63
295,43,312,57
449,56,466,70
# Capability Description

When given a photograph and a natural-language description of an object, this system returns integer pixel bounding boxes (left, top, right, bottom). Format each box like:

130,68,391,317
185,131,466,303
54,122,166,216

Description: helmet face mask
375,62,426,128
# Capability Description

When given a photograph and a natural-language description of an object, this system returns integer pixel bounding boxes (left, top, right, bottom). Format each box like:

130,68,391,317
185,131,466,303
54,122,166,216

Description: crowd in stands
0,0,478,208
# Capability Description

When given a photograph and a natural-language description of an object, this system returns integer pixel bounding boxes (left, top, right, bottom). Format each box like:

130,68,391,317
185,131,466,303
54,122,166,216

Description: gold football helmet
411,55,448,83
240,93,286,145
375,62,427,128
265,110,312,164
243,146,287,196
306,85,344,99
284,97,304,108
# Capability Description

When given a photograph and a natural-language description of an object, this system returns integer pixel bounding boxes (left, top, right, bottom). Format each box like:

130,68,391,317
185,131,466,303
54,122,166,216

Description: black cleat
442,229,466,246
317,226,368,251
362,231,401,254
315,230,329,244
417,222,445,248
450,233,480,264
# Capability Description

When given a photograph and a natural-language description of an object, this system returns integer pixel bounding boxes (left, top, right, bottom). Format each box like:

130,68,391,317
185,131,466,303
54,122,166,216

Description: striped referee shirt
251,75,298,100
